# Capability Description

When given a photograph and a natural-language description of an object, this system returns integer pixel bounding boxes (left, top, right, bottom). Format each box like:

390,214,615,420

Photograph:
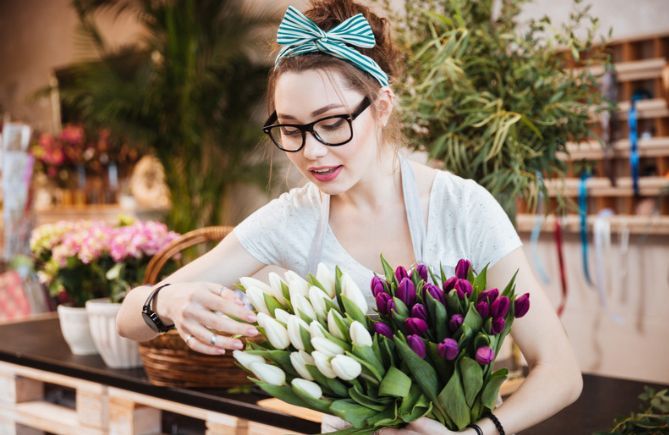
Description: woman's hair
267,0,404,150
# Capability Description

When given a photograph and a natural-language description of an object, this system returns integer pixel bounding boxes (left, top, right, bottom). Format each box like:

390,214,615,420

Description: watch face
142,310,161,333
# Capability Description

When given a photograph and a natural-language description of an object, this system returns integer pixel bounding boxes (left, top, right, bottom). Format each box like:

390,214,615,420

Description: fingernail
233,340,244,349
246,327,259,336
246,313,257,322
217,349,226,355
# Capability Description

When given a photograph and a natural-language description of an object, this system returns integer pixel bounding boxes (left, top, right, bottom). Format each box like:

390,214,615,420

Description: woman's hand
156,281,258,355
378,417,474,435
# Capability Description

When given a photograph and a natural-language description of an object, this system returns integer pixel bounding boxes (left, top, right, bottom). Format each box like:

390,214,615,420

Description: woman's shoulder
430,166,486,203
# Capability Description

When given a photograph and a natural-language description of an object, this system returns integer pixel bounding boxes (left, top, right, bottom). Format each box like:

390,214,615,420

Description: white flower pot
57,305,99,356
86,298,143,369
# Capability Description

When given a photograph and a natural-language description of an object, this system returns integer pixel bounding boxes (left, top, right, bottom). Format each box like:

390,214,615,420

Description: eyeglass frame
262,97,372,152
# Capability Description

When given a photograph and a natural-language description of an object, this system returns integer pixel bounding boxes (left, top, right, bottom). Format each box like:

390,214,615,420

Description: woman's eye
280,126,300,136
320,118,346,130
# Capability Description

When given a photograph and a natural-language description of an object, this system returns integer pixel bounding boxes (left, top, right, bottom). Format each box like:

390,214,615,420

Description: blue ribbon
579,171,593,286
628,99,640,196
275,6,389,87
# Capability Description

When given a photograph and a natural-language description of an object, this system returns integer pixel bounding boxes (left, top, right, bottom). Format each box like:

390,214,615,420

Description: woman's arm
116,231,267,351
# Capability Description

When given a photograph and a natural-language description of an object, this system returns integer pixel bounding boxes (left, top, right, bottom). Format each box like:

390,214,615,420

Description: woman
116,1,582,433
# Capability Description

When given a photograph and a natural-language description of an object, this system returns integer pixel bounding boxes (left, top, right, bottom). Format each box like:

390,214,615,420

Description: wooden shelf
543,176,669,197
617,98,669,119
562,137,669,160
516,213,669,235
574,57,666,82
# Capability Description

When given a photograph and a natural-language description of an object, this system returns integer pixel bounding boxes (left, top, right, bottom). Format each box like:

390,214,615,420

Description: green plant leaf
437,365,470,430
481,368,508,410
460,356,484,408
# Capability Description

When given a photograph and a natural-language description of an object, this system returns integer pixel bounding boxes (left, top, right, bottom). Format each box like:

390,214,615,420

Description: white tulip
240,277,272,294
232,350,265,370
291,378,323,400
311,336,345,358
349,321,373,347
273,308,292,325
290,351,315,381
316,262,336,297
309,286,330,318
309,321,326,339
341,273,368,314
287,315,309,351
331,354,362,381
312,350,337,379
327,309,347,340
256,312,290,349
249,362,286,386
285,270,310,297
245,285,269,315
267,272,288,304
292,294,316,321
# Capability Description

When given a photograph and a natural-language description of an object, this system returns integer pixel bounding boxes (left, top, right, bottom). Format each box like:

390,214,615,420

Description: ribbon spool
579,171,593,286
554,214,569,317
628,99,640,197
593,209,624,324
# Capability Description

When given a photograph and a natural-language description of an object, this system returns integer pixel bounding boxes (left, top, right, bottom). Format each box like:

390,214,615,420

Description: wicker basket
139,226,254,388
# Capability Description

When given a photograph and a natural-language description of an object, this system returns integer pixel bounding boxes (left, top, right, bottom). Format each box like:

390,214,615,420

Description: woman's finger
200,310,259,338
196,287,257,322
181,318,244,353
177,325,225,355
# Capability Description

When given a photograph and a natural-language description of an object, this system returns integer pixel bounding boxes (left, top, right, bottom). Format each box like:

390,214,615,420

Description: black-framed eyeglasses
262,97,372,152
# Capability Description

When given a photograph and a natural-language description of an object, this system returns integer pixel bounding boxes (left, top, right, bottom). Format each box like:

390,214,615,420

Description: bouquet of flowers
233,257,530,434
30,216,179,306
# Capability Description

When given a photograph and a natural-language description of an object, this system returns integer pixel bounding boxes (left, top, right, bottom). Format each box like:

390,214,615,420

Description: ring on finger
209,333,217,346
185,334,194,346
217,287,224,296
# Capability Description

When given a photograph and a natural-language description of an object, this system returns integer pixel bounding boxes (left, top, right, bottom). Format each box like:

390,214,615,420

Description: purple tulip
491,296,511,318
424,283,445,304
455,279,473,299
397,278,416,307
478,288,499,303
373,321,393,338
437,338,459,361
491,317,505,335
386,298,396,313
371,276,386,297
405,317,429,336
416,264,429,281
475,300,490,318
455,259,472,279
514,293,531,318
407,334,426,359
449,314,464,332
375,292,392,315
395,266,409,282
475,346,495,365
443,276,458,292
411,303,428,321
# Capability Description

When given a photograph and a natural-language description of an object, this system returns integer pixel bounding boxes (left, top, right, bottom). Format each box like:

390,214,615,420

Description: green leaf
502,269,519,298
463,304,483,333
426,341,452,382
307,366,349,398
481,368,508,410
299,325,314,353
253,380,310,408
379,366,412,398
437,366,471,430
330,399,378,429
346,351,383,385
348,384,390,412
263,293,283,317
434,298,448,341
290,384,332,413
342,295,367,326
392,297,409,318
380,254,396,285
393,335,439,401
460,356,484,408
472,264,488,297
351,344,386,378
244,348,296,377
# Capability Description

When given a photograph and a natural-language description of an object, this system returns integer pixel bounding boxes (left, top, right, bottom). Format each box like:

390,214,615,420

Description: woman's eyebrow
279,103,345,120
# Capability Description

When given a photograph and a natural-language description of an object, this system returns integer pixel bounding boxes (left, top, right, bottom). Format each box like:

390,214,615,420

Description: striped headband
275,5,390,87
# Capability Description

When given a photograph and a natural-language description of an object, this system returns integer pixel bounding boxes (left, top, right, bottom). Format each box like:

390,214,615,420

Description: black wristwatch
142,283,175,333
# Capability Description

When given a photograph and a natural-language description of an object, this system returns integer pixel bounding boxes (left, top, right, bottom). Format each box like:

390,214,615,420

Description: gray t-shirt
233,169,522,302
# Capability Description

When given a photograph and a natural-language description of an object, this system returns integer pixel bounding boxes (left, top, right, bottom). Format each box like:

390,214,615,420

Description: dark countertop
0,316,665,434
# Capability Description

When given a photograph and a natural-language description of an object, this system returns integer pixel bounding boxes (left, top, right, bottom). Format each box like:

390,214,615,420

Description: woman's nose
302,132,328,160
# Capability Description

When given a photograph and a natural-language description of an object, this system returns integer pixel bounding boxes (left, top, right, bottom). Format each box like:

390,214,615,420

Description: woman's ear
374,86,395,127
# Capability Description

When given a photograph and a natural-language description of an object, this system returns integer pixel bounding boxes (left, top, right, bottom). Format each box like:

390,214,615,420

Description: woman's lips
310,165,343,182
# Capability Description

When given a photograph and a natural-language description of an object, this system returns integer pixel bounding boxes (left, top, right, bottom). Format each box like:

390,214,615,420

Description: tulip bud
455,279,473,299
309,286,330,319
240,276,273,294
256,312,290,349
397,277,416,307
410,303,428,321
395,266,408,282
478,288,499,304
342,273,368,314
290,350,315,380
405,317,428,336
424,283,445,304
491,317,505,335
285,270,310,297
514,293,531,318
443,276,458,292
407,334,426,359
475,346,495,365
416,263,429,281
245,285,269,315
331,354,362,381
287,315,309,350
350,321,373,347
375,292,392,315
448,314,464,332
455,259,472,279
291,378,323,400
292,294,316,321
371,276,386,297
311,336,345,357
491,296,511,318
312,350,337,378
327,309,348,340
309,321,326,339
273,308,291,325
232,350,265,370
266,272,288,304
316,263,336,298
249,362,286,386
475,300,490,318
373,321,393,338
437,338,459,361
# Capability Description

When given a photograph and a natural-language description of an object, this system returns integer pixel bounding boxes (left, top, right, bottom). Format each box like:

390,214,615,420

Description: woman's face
273,69,384,195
